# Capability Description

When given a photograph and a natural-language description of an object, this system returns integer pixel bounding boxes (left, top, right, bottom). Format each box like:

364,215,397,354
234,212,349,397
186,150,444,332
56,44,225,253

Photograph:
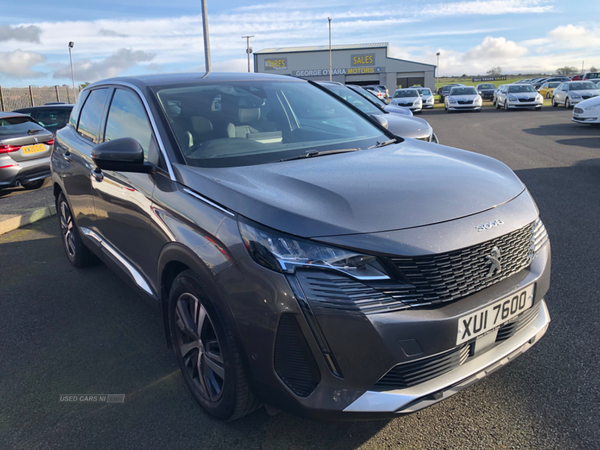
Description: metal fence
0,86,81,112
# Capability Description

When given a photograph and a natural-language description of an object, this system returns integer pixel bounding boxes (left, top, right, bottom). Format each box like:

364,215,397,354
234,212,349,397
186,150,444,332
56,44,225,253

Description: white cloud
0,25,42,43
423,0,554,16
0,50,45,77
52,48,155,82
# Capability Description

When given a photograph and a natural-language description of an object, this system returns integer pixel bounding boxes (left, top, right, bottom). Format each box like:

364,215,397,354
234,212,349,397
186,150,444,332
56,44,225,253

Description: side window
77,89,109,142
104,88,155,161
68,91,89,128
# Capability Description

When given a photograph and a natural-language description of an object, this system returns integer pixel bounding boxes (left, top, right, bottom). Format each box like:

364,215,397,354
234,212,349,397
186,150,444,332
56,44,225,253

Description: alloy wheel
175,293,225,403
59,200,76,259
565,98,570,109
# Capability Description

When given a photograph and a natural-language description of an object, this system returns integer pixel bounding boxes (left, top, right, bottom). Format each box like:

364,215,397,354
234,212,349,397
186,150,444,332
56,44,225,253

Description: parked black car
14,103,73,135
51,72,550,421
0,112,54,189
476,83,497,100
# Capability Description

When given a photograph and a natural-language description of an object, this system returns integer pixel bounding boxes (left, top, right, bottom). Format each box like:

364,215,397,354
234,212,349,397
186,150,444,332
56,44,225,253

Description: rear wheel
22,179,44,190
169,270,260,421
56,193,98,268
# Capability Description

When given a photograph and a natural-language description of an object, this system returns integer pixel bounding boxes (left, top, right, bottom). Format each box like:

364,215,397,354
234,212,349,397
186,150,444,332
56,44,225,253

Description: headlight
585,104,600,111
238,220,390,280
448,97,457,103
571,94,581,99
508,95,518,101
536,94,543,101
475,96,482,103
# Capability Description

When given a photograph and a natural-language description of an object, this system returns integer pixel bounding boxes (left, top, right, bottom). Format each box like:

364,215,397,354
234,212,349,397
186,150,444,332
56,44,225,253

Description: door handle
63,150,72,161
91,168,104,182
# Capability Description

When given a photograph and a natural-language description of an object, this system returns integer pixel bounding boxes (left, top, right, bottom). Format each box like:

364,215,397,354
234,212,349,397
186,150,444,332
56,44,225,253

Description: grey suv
51,73,551,421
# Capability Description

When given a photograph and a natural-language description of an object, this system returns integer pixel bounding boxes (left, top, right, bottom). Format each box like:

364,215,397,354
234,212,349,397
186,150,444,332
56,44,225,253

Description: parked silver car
0,112,54,190
552,81,600,108
444,86,482,112
493,84,507,106
496,84,543,111
391,89,423,113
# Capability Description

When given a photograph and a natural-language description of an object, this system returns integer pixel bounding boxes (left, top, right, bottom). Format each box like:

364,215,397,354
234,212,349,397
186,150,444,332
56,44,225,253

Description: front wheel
552,97,558,107
546,92,551,99
504,100,509,110
565,98,571,109
56,193,98,268
169,270,260,421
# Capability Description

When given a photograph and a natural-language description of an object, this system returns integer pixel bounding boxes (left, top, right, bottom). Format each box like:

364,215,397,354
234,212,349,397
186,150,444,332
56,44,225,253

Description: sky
1,0,599,87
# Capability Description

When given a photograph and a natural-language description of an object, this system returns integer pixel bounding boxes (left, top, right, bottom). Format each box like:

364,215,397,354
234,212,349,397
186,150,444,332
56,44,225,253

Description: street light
436,51,440,94
242,36,254,73
68,42,76,101
328,18,332,82
201,0,212,76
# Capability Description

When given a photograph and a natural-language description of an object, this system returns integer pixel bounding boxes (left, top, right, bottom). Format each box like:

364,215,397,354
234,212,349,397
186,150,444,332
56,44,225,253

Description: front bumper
507,100,543,109
448,104,482,111
344,299,549,413
572,110,600,123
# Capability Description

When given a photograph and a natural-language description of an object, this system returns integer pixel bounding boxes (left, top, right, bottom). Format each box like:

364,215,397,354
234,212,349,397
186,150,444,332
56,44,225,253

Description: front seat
227,107,262,139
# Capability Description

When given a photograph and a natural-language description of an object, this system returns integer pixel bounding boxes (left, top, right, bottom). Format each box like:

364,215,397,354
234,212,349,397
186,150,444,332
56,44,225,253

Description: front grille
574,107,584,114
374,344,470,390
495,303,540,342
581,95,592,100
298,219,547,314
274,314,320,397
519,98,536,102
457,100,473,105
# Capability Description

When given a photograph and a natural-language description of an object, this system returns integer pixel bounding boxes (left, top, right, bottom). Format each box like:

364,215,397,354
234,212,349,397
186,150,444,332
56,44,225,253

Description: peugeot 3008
51,73,550,421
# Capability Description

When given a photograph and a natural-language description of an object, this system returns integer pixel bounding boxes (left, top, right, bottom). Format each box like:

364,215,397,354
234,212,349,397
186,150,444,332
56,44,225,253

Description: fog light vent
274,314,320,397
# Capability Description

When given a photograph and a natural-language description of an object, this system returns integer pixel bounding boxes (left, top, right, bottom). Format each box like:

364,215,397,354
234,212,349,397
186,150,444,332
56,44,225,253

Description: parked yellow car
538,81,561,99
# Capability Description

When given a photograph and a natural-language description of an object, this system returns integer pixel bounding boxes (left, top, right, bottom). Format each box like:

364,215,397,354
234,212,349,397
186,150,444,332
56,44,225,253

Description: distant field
435,77,523,90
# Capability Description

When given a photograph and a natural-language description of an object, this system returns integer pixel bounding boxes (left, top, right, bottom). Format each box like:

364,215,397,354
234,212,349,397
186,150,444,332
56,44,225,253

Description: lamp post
328,17,332,81
242,36,254,73
201,0,211,76
436,51,440,94
68,42,76,101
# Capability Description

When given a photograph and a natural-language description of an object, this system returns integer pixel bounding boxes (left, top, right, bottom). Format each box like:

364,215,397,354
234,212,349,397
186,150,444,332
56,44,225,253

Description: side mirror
369,114,388,129
92,137,153,173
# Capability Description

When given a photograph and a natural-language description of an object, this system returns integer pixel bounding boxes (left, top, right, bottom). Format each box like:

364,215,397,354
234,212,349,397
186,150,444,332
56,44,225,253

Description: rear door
90,87,166,286
58,88,110,228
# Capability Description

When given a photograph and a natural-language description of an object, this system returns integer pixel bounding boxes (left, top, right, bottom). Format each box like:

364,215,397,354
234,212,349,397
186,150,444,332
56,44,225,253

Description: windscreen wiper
367,137,399,149
280,148,360,162
27,129,44,135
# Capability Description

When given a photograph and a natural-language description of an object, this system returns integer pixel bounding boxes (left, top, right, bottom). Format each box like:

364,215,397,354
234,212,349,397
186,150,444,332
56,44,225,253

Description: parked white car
444,86,482,112
552,81,600,109
391,88,423,113
496,84,543,111
493,84,507,106
572,95,600,124
416,87,435,109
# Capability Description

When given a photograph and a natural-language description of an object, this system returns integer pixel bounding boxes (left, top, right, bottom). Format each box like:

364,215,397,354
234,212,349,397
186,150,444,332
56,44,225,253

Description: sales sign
351,53,375,67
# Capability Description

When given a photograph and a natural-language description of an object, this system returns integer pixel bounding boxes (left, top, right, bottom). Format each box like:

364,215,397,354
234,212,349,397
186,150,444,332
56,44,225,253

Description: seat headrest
238,107,260,124
190,116,213,134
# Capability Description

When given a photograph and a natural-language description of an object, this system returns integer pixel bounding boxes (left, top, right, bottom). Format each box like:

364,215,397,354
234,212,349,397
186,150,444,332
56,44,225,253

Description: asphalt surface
1,106,599,449
0,178,52,199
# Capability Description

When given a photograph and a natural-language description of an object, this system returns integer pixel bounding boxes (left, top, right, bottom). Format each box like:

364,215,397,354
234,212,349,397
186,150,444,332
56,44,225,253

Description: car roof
0,111,30,119
15,104,74,111
87,72,304,91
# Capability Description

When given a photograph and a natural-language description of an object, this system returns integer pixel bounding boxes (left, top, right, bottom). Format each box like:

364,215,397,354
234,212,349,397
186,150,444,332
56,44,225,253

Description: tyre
56,193,98,268
546,92,551,99
504,100,509,110
536,106,542,111
21,179,45,190
565,98,571,109
169,270,260,421
552,97,558,107
495,100,501,109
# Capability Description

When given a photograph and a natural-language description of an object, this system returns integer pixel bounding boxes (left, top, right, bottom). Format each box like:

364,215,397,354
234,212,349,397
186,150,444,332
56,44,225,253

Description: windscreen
478,84,495,89
418,89,432,95
569,82,597,90
0,116,45,137
154,80,387,168
548,82,560,88
394,90,419,98
508,85,536,93
450,87,477,96
322,84,381,115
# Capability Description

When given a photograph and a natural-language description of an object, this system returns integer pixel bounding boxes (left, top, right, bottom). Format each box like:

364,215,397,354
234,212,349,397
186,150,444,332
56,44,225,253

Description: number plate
21,143,46,155
457,284,535,345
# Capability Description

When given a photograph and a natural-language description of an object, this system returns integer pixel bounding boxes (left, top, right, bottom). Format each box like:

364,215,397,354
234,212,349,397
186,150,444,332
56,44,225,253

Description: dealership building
254,42,436,91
